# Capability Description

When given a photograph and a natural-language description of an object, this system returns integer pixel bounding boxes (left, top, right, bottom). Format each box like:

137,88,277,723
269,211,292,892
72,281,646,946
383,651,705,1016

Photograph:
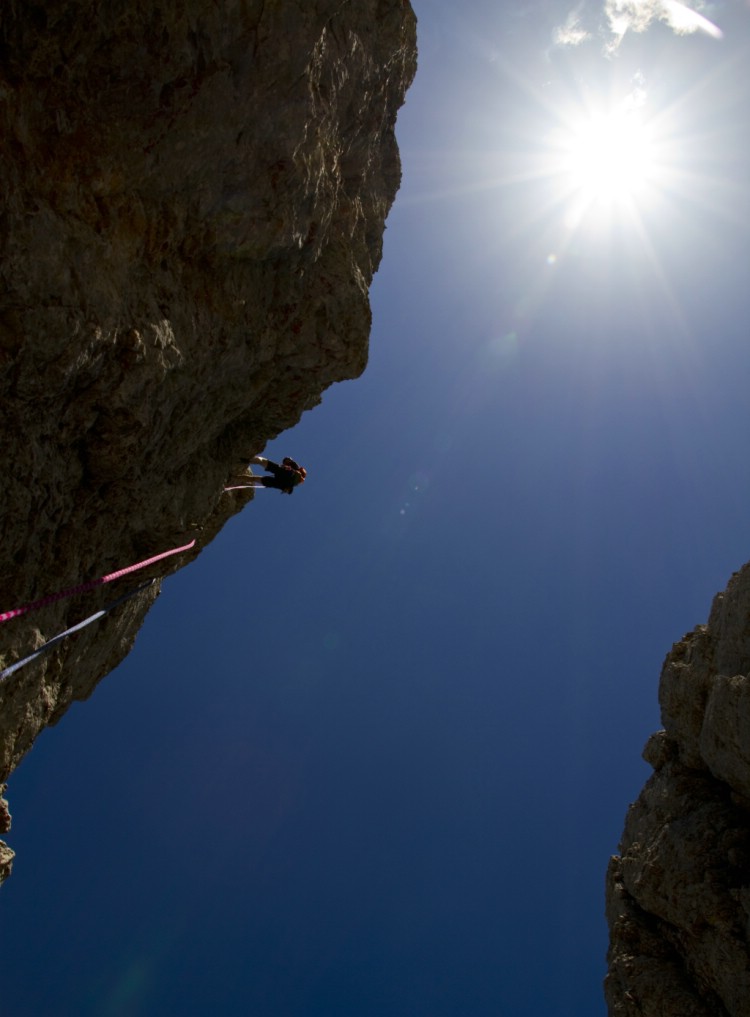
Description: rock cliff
606,564,750,1016
0,0,417,881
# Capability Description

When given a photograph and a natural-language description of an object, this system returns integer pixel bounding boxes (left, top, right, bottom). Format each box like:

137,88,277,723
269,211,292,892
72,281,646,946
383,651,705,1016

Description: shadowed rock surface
606,563,750,1016
0,0,417,881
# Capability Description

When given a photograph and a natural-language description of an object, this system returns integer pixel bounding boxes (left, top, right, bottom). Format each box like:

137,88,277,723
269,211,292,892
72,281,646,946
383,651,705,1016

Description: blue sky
5,2,750,1015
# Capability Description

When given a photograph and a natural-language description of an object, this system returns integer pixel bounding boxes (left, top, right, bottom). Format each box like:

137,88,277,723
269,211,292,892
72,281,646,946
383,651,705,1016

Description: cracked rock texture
0,0,417,881
606,563,750,1016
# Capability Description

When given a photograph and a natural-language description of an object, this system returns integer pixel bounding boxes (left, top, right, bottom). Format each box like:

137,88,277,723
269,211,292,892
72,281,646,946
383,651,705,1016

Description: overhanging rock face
0,0,417,881
606,563,750,1016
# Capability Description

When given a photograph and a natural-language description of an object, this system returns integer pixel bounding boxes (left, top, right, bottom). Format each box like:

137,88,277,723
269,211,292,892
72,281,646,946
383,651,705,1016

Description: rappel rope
0,539,196,624
1,466,270,675
0,580,156,682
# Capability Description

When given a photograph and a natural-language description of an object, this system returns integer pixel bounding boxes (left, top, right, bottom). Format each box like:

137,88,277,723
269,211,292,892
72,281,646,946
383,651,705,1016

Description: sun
561,108,657,206
544,97,669,229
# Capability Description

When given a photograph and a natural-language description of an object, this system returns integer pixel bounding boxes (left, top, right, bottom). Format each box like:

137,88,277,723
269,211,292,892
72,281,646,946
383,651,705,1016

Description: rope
224,484,259,491
0,539,196,623
0,580,156,682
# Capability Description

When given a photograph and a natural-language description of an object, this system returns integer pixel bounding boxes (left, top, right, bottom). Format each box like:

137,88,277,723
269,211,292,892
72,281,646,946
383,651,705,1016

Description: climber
242,456,307,494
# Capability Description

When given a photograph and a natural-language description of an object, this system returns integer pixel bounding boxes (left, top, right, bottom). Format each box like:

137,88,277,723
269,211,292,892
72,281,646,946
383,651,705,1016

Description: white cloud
604,0,723,50
662,0,723,37
555,0,723,53
553,9,592,46
622,70,648,109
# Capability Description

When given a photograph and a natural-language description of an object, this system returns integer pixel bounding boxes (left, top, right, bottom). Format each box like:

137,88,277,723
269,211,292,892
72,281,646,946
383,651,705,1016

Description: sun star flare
561,108,657,205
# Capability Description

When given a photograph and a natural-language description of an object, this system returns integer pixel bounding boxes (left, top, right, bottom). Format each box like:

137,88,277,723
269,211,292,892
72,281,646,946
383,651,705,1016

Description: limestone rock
0,0,417,881
606,564,750,1015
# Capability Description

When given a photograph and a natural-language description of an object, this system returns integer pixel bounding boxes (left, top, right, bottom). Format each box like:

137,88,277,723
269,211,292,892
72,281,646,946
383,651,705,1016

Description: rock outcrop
606,564,750,1016
0,0,417,881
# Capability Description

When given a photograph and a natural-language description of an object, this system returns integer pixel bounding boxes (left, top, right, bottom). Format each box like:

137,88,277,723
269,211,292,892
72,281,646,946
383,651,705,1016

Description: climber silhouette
242,456,307,494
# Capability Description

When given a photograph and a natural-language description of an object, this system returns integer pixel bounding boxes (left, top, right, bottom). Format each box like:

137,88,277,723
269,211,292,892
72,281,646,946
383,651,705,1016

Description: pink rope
0,539,196,623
